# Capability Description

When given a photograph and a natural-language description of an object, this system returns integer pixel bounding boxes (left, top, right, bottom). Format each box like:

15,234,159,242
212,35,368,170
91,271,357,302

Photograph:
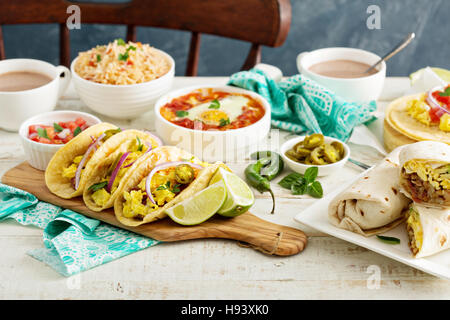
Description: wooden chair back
0,0,291,76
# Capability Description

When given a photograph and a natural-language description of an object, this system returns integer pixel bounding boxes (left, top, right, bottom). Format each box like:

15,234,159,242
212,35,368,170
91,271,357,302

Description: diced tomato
74,117,86,127
45,127,56,140
38,137,52,144
429,107,442,123
28,125,38,135
66,121,79,133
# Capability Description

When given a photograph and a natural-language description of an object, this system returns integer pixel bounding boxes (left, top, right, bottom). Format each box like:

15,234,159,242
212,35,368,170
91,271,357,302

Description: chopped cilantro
176,110,189,117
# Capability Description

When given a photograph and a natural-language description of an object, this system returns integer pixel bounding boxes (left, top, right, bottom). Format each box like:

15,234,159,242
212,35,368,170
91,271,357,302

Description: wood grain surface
2,161,307,256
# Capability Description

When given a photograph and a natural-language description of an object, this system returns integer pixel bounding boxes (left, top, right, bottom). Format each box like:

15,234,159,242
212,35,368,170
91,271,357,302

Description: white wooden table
0,77,449,300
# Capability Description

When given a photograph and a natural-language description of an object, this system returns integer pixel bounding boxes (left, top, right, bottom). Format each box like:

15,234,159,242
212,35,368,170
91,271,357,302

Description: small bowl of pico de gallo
19,110,101,170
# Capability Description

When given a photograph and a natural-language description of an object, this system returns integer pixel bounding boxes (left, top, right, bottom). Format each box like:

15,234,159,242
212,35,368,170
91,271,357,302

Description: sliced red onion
74,133,106,190
106,152,130,193
427,87,450,118
29,133,38,139
143,131,163,147
123,141,153,168
145,161,204,205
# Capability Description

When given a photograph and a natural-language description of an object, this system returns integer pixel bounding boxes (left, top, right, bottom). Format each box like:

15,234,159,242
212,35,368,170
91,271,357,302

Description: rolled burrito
399,141,450,208
406,203,450,258
328,156,411,236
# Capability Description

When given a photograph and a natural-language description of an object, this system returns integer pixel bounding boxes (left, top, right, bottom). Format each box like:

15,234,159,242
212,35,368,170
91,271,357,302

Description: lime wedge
410,67,450,85
209,167,255,217
164,180,227,225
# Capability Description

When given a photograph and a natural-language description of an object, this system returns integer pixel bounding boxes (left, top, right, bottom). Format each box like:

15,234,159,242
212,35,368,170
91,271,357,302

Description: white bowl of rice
71,39,175,119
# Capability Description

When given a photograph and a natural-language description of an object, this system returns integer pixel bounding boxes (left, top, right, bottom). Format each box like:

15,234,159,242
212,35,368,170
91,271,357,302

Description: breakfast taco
328,155,411,236
114,146,225,227
406,203,450,258
45,123,161,199
385,86,450,145
82,130,163,211
399,141,449,208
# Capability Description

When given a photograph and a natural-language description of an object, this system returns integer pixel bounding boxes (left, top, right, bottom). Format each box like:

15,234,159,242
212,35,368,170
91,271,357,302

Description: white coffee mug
297,47,386,102
0,59,71,131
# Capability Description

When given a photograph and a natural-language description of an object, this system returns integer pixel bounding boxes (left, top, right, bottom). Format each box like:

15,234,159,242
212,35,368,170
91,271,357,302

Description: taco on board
113,146,227,227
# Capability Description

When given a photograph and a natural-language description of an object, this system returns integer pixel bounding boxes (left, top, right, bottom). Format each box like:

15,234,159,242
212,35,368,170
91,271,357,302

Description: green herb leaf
291,179,307,195
308,180,323,198
304,167,318,184
376,235,401,245
118,52,129,61
176,110,189,117
219,118,230,127
127,45,136,51
96,54,101,62
208,99,220,109
171,184,181,193
116,38,126,46
439,87,450,97
88,181,108,192
37,128,49,139
278,173,303,189
73,126,82,137
156,185,167,191
53,123,63,132
136,136,143,152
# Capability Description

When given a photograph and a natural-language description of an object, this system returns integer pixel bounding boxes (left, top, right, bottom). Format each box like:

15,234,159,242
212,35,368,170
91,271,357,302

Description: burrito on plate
82,130,162,211
328,155,412,236
399,141,450,208
406,202,450,258
114,146,227,226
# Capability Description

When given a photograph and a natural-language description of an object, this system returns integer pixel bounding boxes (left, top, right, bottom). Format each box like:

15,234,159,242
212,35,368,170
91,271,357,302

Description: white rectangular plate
294,170,450,280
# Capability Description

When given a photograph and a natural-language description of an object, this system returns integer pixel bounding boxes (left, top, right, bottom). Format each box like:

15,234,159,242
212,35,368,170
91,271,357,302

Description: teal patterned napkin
0,183,159,277
228,68,377,141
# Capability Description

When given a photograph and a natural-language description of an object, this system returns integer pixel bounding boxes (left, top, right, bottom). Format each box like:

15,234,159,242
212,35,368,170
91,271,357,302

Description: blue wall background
3,0,449,77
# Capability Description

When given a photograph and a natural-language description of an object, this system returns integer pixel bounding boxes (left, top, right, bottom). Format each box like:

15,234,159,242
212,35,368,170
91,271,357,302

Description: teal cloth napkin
228,69,377,141
0,183,159,277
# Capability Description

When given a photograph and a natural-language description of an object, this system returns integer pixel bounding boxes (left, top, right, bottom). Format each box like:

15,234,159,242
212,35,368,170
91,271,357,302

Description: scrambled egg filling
404,160,450,190
407,208,423,252
406,97,431,126
439,113,450,132
89,139,150,207
62,155,84,178
406,96,450,132
122,166,200,219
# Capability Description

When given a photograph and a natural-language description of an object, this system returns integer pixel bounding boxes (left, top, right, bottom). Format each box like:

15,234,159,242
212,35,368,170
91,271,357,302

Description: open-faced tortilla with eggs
399,141,450,208
114,146,227,226
328,154,411,236
385,88,450,145
406,203,450,258
82,130,162,211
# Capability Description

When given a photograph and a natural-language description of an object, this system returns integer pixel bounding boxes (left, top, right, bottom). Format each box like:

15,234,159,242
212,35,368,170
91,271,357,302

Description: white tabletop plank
1,76,449,300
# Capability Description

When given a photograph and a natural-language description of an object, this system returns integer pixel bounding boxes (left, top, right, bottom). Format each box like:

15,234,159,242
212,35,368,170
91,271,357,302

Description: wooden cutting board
1,162,307,256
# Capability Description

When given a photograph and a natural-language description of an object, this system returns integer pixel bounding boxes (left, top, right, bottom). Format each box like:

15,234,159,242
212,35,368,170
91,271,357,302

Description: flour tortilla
82,130,163,212
386,93,450,144
114,146,225,226
328,154,412,236
407,203,450,259
398,141,450,208
45,122,118,199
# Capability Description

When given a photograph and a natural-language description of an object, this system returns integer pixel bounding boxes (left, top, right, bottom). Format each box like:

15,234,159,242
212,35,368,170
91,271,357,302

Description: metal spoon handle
365,32,415,73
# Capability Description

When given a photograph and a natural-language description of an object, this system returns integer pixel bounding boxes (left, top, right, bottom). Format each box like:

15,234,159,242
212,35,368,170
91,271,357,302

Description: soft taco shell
82,130,163,212
45,122,118,199
386,93,450,144
114,146,224,227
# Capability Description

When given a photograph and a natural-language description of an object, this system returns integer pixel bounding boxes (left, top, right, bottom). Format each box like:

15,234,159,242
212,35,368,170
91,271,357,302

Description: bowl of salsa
19,110,101,170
